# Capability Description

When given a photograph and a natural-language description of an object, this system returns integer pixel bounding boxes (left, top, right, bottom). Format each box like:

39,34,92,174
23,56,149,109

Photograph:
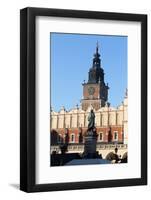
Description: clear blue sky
50,33,127,112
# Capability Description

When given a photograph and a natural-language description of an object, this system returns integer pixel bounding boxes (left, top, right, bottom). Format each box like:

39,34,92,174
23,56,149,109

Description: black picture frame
20,7,147,192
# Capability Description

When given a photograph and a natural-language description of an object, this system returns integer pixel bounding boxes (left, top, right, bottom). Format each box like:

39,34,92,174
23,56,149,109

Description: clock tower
81,43,109,111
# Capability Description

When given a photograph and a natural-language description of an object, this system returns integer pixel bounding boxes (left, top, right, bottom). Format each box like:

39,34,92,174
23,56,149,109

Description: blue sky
50,33,127,112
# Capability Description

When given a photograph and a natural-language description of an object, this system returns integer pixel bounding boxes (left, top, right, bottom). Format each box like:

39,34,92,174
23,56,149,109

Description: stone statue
84,109,97,158
88,109,95,130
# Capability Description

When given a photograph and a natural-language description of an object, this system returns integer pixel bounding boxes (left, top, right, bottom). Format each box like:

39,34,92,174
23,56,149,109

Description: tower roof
87,42,104,83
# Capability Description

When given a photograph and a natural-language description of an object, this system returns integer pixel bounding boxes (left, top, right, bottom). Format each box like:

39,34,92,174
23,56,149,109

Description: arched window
114,131,118,141
99,132,103,141
70,133,75,143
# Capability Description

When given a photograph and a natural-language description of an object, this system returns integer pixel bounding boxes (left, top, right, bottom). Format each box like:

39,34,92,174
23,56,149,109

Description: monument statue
88,109,95,130
83,109,97,158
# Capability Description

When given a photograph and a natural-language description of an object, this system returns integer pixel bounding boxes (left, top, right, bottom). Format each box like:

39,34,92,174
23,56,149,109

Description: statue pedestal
83,130,97,158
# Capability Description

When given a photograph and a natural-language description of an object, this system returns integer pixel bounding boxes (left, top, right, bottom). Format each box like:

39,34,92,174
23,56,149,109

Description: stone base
83,130,97,158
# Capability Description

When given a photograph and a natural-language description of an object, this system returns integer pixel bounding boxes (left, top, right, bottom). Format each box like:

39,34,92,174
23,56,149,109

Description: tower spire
87,42,105,83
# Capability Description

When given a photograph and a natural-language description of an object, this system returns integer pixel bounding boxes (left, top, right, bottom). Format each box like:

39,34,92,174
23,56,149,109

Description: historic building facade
50,44,128,149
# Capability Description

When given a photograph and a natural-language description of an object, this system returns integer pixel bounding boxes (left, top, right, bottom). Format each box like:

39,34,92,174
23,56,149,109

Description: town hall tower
81,43,109,111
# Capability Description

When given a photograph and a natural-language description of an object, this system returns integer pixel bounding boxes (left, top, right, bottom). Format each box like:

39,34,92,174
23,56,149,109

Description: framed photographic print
20,7,147,192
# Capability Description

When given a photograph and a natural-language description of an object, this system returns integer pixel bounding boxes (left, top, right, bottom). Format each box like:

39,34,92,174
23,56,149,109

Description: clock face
88,86,95,95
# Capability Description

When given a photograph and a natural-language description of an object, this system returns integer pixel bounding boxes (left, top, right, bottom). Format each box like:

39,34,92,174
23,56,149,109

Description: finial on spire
94,41,100,58
96,41,99,53
96,40,99,49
